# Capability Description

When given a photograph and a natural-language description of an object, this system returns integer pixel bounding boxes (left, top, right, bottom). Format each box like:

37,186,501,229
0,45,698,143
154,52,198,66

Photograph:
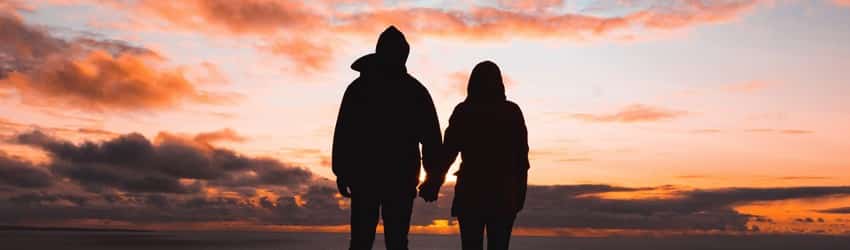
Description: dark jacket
332,27,442,198
443,61,529,217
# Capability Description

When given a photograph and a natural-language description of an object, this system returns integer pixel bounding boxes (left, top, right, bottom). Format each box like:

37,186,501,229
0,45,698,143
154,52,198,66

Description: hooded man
332,26,443,250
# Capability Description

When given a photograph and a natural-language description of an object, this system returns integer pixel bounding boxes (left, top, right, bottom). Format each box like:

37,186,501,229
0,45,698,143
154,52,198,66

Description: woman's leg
485,214,516,250
458,216,485,250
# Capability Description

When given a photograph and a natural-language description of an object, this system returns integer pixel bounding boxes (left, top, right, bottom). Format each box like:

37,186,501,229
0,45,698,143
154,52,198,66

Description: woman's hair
465,61,506,104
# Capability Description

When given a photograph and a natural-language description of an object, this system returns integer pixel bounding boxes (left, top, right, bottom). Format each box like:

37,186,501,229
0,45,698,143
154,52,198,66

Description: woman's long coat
443,62,529,217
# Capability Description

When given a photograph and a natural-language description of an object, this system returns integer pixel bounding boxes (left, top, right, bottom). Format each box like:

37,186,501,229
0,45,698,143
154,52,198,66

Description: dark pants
349,194,414,250
458,214,517,250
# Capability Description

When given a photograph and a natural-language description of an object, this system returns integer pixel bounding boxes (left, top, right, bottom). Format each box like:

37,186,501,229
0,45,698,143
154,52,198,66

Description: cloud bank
1,130,848,232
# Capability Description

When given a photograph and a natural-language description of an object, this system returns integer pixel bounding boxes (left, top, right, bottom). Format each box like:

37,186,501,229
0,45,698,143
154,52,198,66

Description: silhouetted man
333,26,442,250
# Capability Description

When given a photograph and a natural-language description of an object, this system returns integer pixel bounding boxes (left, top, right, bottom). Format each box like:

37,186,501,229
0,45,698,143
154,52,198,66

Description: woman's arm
511,102,530,211
443,105,464,174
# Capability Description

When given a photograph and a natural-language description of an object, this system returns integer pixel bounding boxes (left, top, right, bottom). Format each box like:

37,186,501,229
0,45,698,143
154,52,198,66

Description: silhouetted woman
444,61,529,250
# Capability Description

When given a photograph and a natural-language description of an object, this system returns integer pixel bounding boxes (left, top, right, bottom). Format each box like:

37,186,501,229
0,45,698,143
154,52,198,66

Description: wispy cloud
81,0,769,73
192,128,247,144
570,104,687,123
690,129,723,134
778,176,832,180
722,80,775,93
834,0,850,7
818,207,850,214
744,129,815,135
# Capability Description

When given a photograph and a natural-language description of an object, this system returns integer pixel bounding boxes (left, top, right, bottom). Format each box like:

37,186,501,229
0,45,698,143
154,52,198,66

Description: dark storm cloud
0,151,52,188
512,186,850,230
4,130,850,230
12,130,314,193
7,192,88,206
818,207,850,214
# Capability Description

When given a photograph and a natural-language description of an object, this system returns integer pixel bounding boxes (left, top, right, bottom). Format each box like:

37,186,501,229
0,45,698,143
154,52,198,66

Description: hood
376,26,409,67
465,61,506,104
351,26,410,73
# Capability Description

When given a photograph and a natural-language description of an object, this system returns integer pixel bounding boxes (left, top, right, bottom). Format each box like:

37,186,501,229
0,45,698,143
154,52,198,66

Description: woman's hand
418,178,443,202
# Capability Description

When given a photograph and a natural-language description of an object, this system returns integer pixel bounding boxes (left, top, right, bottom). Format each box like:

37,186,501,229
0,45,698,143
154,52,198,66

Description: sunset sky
1,0,849,236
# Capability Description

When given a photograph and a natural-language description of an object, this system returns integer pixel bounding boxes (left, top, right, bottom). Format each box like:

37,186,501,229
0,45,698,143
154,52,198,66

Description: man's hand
336,178,352,198
418,178,443,202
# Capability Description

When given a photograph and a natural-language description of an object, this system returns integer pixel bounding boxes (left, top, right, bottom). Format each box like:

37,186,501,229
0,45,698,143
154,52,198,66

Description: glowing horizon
1,0,849,236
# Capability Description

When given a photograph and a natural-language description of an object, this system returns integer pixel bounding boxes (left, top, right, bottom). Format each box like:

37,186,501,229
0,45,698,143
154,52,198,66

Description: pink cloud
94,0,767,72
193,128,247,144
571,104,687,123
834,0,850,7
722,81,774,93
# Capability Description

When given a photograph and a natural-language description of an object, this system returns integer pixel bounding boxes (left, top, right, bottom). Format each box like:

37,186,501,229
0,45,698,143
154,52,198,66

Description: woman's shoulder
452,102,470,113
503,100,523,113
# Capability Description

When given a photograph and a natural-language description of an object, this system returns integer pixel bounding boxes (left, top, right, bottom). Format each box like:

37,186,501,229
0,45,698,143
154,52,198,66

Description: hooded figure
437,61,529,250
332,26,442,250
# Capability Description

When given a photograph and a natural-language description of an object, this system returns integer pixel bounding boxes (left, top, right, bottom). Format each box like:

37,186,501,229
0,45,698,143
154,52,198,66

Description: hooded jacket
442,61,530,217
332,27,442,198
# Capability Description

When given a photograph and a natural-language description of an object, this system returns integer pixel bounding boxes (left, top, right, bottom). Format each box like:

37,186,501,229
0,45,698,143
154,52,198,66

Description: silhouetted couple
333,26,529,250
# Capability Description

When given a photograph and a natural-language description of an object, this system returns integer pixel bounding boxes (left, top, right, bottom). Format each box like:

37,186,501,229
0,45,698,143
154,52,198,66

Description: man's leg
349,194,380,250
380,197,414,250
458,216,485,250
484,215,516,250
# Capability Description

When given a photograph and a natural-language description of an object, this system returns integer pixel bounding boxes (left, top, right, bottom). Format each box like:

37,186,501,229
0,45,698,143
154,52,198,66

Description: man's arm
419,88,443,182
332,84,358,197
417,86,445,202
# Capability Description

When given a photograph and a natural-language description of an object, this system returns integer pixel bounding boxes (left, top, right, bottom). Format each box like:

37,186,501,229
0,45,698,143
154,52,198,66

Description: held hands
418,177,444,202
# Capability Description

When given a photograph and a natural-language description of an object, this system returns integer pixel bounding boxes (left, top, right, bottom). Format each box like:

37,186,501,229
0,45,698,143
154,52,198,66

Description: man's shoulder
344,77,367,93
403,73,424,86
402,73,431,95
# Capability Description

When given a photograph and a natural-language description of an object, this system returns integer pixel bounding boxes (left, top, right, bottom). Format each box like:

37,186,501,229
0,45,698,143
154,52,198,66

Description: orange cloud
570,104,687,123
189,62,229,85
780,129,814,135
496,0,564,13
193,128,247,144
691,129,723,134
778,176,831,180
834,0,850,7
722,80,774,93
121,0,322,34
745,129,815,135
107,0,329,72
0,14,238,112
3,50,232,112
0,0,29,16
98,0,767,72
332,0,764,41
264,38,335,73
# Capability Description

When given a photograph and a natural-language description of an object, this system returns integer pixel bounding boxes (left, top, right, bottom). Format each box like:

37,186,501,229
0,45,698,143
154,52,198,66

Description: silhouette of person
333,26,443,250
423,61,529,250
